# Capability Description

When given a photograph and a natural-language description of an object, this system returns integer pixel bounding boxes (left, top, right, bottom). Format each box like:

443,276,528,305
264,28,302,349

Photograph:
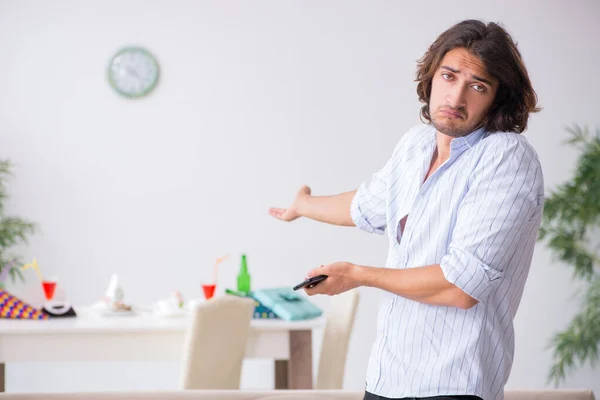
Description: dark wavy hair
416,20,540,134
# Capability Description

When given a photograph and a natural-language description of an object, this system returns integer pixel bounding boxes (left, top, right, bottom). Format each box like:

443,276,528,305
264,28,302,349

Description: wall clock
107,46,160,98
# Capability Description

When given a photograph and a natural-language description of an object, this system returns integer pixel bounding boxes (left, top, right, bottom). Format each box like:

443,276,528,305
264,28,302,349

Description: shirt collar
420,125,487,154
450,125,487,151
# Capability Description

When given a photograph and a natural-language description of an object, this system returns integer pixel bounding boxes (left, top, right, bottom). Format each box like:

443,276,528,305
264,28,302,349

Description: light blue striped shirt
351,124,544,400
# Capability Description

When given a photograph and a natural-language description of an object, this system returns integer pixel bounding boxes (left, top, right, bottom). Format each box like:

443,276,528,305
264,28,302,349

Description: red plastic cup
42,281,57,301
202,284,216,300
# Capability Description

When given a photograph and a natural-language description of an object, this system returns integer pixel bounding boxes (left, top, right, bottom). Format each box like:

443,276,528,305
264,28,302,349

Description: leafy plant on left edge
0,159,36,288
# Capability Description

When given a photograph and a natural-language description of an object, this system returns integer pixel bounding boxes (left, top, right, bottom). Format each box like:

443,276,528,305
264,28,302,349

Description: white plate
95,307,137,317
99,309,137,317
90,300,137,317
153,309,187,318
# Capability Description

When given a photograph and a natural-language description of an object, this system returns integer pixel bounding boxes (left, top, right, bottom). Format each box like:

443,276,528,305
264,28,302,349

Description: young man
269,20,543,400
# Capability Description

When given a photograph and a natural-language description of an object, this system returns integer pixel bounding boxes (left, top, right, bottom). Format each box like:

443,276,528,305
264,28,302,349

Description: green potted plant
0,159,36,289
538,125,600,385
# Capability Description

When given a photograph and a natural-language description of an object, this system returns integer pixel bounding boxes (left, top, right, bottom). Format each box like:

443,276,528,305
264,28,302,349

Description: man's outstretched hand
268,185,311,222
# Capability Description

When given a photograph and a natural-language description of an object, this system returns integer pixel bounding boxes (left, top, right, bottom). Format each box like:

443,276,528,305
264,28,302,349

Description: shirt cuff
350,190,385,235
439,247,503,303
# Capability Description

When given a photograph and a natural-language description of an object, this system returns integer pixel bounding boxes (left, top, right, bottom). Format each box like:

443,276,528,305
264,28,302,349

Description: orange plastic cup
202,284,216,300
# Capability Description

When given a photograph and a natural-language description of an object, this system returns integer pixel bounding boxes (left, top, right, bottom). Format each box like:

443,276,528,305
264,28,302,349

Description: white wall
1,0,599,394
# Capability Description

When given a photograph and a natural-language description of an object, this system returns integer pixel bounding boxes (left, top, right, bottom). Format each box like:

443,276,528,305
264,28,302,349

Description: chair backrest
179,295,256,390
315,289,360,390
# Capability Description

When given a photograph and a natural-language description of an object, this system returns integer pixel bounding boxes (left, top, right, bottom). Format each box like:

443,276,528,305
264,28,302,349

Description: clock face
108,47,159,98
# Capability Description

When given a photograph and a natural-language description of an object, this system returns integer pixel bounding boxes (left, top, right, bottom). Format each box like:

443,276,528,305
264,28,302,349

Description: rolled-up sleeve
350,131,415,235
350,157,394,235
440,136,544,302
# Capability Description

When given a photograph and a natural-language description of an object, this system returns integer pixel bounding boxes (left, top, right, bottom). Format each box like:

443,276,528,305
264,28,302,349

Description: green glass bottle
237,254,251,294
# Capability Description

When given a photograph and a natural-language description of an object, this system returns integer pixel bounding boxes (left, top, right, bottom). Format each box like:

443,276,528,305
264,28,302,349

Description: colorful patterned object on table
251,287,322,321
225,289,279,319
0,290,49,320
252,301,278,319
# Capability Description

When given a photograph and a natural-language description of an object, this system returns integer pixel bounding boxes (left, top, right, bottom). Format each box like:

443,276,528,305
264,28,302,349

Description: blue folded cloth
224,289,278,319
251,287,322,321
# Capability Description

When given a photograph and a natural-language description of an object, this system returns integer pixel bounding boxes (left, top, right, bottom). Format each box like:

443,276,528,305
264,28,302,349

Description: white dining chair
179,294,256,390
314,289,360,389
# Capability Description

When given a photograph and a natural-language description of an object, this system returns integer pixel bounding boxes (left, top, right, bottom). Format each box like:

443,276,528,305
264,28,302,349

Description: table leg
274,360,288,389
0,363,5,392
288,330,312,389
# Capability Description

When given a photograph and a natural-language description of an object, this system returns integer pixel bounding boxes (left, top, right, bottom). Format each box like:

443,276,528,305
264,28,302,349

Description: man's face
429,47,498,138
